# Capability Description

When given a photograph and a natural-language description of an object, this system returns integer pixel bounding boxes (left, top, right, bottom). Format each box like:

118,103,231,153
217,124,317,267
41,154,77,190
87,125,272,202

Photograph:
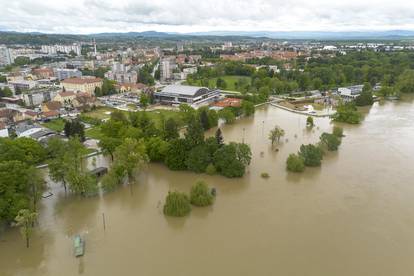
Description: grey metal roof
160,85,208,96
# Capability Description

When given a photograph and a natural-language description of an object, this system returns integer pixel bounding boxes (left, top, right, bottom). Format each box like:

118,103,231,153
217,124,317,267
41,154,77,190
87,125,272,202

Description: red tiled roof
24,110,38,117
42,110,59,117
43,101,62,111
59,91,76,97
62,77,102,84
213,98,242,108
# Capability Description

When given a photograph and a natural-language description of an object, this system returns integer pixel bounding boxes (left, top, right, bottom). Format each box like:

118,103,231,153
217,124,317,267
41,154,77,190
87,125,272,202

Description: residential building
41,43,81,56
21,88,60,106
155,85,220,108
8,80,37,92
338,85,363,102
53,91,77,106
160,56,176,82
41,101,62,113
0,45,13,66
61,77,103,95
54,68,82,80
32,68,54,79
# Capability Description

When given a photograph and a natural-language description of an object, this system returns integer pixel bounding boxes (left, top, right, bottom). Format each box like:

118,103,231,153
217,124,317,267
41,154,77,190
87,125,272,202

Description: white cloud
0,0,414,34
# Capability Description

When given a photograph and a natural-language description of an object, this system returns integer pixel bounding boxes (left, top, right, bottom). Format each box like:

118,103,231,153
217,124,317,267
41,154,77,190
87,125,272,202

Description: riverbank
269,101,335,117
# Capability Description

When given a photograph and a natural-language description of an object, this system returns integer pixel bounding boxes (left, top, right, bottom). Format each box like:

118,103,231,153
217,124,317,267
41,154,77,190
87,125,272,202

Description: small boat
73,235,85,257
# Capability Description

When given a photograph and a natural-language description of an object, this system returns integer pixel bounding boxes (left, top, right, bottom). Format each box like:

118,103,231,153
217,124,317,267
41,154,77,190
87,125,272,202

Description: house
32,68,54,79
154,85,221,108
41,110,60,120
338,85,363,102
0,108,24,124
23,110,39,121
53,91,77,106
61,77,103,96
115,83,146,93
42,101,62,113
73,93,96,110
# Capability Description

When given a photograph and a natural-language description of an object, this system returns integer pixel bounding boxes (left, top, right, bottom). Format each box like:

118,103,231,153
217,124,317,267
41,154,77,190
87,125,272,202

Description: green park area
186,75,250,92
82,107,183,140
41,118,65,132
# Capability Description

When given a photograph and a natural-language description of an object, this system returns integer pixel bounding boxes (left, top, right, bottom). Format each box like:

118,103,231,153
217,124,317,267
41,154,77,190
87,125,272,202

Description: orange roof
59,91,76,97
62,77,102,84
42,110,59,117
213,98,242,108
43,101,62,111
24,110,38,116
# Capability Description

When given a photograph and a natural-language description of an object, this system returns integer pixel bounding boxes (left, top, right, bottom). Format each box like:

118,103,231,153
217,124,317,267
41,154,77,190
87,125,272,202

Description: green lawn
145,109,183,128
85,126,104,140
83,108,184,140
41,118,65,132
82,107,116,120
187,75,250,92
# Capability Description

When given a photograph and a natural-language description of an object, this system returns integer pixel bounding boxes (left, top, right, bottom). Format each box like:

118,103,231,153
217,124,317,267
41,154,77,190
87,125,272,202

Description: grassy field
82,107,184,140
82,107,116,120
41,118,65,132
85,126,104,140
187,75,251,92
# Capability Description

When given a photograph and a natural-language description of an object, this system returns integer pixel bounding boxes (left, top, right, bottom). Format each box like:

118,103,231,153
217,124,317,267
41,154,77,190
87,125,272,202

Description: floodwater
1,97,414,276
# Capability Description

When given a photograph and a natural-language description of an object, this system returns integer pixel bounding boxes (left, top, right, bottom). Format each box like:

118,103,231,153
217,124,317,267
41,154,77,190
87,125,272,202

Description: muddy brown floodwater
1,98,414,276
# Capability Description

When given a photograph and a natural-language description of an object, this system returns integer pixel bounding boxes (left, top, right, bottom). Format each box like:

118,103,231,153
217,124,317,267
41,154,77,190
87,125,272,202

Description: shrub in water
163,191,191,217
190,181,214,207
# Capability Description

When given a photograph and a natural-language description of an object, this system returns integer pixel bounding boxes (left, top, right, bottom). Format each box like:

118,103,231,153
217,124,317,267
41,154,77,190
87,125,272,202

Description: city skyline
1,0,414,34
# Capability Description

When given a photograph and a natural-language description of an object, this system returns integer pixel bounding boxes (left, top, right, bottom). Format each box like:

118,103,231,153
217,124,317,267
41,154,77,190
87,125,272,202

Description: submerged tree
163,191,191,217
320,132,342,151
190,181,214,207
306,116,314,127
299,144,323,167
14,209,37,248
112,138,148,183
286,153,305,172
269,125,285,146
215,128,224,146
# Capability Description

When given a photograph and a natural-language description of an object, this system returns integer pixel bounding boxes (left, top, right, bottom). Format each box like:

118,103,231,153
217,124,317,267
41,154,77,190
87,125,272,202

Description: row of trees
286,126,344,173
97,103,253,180
0,137,48,247
189,51,414,100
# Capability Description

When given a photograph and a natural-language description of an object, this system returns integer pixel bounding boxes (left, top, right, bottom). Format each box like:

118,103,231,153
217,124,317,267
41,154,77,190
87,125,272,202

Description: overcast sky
1,0,414,34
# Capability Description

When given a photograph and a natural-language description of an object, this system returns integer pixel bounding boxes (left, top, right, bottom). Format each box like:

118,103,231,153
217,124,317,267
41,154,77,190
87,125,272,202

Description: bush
332,103,361,124
163,191,191,217
320,132,341,151
190,181,214,207
332,126,344,137
286,154,305,172
306,116,314,127
298,144,323,167
205,163,217,175
261,172,270,178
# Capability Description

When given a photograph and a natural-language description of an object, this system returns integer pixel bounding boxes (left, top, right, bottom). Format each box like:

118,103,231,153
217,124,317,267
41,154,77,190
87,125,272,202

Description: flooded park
1,97,414,276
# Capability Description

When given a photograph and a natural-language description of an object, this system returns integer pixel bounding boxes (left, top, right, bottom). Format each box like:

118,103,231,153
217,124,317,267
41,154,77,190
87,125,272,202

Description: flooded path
1,98,414,276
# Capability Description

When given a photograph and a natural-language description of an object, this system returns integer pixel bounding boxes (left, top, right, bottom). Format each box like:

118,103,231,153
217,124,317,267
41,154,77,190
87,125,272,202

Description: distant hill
188,30,414,40
1,30,414,45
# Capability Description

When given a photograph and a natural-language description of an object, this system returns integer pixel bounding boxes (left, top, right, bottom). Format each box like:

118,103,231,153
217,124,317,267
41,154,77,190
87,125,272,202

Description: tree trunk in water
63,180,67,196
